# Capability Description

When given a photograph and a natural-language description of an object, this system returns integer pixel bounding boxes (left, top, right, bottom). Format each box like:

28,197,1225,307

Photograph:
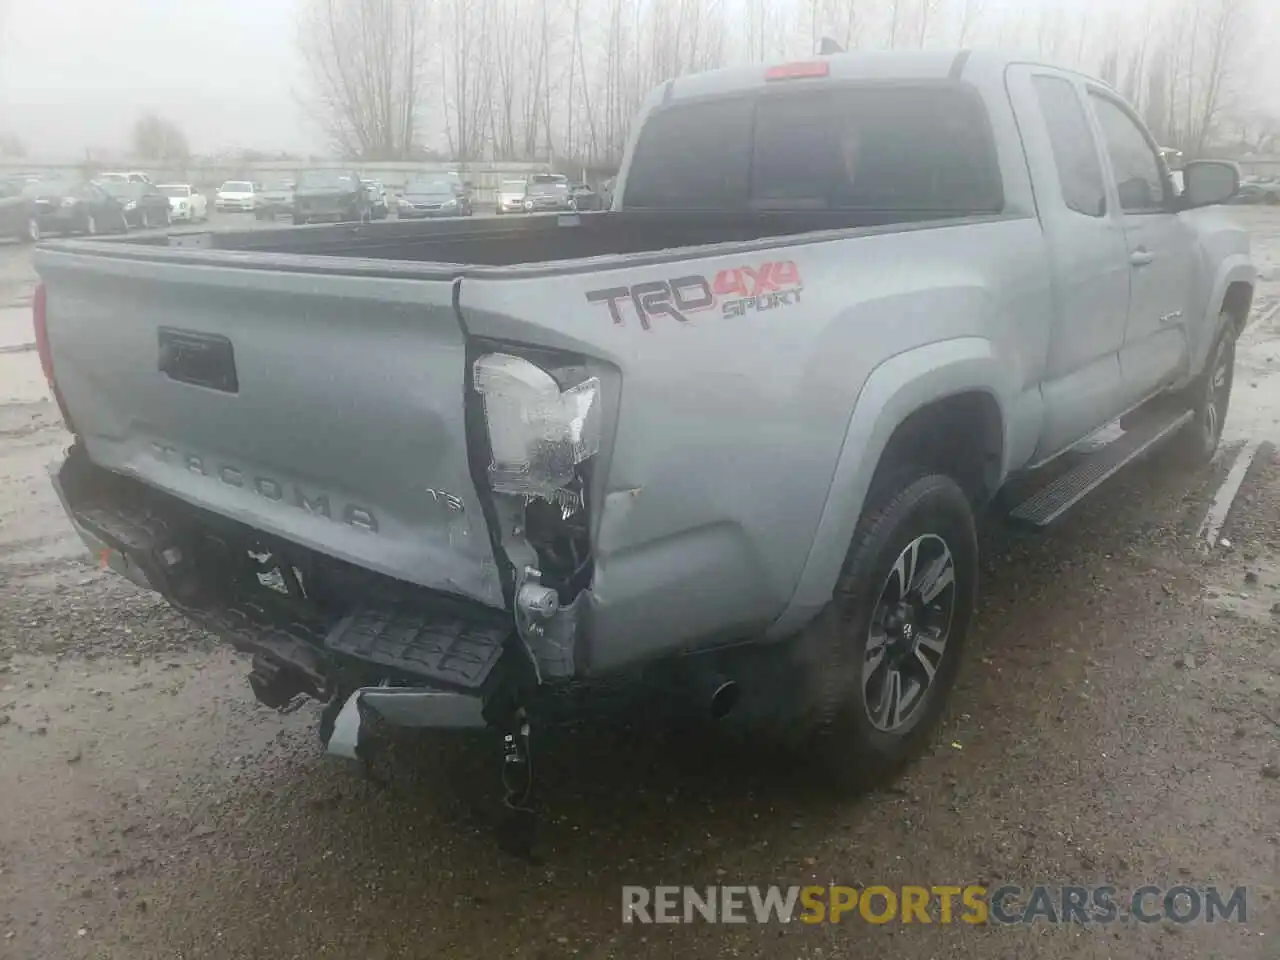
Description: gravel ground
0,212,1277,960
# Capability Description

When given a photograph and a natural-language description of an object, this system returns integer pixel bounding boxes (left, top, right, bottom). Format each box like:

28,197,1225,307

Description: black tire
793,472,978,792
1166,315,1236,466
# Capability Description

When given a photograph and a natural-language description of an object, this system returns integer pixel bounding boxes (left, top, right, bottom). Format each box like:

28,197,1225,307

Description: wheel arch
1221,279,1254,336
768,337,1012,639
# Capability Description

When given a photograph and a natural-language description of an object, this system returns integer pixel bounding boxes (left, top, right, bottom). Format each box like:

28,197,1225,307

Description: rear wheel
793,472,977,791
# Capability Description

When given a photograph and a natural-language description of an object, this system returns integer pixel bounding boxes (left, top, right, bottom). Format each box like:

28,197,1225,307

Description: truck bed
77,208,985,274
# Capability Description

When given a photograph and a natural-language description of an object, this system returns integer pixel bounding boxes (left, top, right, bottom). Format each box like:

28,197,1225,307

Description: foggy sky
0,0,310,156
1,0,1277,159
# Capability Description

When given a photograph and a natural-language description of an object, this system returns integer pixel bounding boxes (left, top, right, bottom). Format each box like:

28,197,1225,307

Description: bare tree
1098,48,1120,87
1035,4,1066,61
298,0,425,160
440,0,494,162
132,113,190,164
1227,111,1280,153
955,0,984,45
1188,0,1248,153
917,0,941,47
1144,48,1172,144
887,0,902,46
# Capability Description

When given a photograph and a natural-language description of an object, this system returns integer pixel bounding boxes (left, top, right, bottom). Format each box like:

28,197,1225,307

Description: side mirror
1181,160,1239,209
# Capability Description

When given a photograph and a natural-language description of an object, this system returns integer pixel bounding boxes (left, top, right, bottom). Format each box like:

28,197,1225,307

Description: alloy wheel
862,534,957,733
1203,334,1234,446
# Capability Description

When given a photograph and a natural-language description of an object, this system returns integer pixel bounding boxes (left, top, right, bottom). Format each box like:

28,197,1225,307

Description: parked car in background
361,180,390,219
158,184,207,223
98,171,154,186
216,180,259,213
98,180,171,229
254,180,295,221
1231,177,1280,205
23,177,128,236
523,179,574,212
496,178,527,214
569,182,602,210
0,177,41,242
395,178,473,218
292,170,369,225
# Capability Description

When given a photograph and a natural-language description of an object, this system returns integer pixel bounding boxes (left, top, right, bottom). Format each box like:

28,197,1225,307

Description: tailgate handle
158,327,239,393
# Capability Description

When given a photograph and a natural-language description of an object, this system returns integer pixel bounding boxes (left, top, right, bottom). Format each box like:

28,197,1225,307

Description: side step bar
1008,408,1194,526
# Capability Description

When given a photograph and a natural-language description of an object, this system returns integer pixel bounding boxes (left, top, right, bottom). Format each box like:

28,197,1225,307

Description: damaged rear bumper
49,446,584,735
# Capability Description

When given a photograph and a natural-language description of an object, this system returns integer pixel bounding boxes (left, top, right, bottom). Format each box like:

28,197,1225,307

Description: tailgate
36,249,504,608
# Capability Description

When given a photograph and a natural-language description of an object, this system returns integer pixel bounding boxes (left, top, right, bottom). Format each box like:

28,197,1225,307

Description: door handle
1129,248,1155,267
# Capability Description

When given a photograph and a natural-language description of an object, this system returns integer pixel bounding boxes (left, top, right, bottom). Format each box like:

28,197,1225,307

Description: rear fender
767,337,1016,638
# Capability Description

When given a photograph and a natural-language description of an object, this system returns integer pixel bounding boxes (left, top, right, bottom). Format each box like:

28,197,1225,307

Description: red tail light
32,281,76,432
33,282,55,385
765,61,830,81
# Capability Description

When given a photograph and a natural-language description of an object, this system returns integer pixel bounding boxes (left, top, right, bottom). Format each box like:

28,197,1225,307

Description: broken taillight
32,281,76,432
472,352,601,501
765,61,830,81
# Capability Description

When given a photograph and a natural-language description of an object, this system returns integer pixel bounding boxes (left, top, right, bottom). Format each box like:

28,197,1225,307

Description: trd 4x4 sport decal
585,260,803,330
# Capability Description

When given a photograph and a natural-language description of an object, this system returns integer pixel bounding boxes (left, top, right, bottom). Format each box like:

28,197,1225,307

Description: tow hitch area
320,605,543,858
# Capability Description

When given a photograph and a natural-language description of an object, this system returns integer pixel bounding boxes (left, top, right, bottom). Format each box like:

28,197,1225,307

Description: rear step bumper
49,446,531,720
326,686,488,759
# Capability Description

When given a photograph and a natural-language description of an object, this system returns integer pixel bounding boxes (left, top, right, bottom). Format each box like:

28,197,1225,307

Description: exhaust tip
709,679,740,721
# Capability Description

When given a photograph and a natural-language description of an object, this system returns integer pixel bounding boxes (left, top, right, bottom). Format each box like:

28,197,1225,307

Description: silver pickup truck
34,51,1255,797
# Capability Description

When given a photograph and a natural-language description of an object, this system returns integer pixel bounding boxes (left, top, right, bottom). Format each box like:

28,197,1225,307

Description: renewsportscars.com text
621,885,1248,925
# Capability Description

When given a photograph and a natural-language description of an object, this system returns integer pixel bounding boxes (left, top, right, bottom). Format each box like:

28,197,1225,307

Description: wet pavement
0,212,1277,959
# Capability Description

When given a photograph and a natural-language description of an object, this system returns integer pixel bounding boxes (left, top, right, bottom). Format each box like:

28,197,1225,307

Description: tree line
296,0,1267,168
12,0,1265,170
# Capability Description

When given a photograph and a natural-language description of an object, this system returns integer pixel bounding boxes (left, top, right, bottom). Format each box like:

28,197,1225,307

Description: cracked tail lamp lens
473,353,601,498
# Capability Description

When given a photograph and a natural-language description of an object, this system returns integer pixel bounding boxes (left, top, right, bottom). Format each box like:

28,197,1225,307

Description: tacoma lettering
149,442,379,532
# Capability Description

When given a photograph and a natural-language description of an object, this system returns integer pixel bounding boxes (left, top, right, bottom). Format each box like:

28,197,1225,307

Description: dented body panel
456,215,1051,669
36,249,504,608
35,49,1254,706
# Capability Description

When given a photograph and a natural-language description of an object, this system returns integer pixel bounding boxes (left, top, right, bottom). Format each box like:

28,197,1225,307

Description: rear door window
752,86,1002,213
1088,93,1168,213
624,84,1001,214
1032,75,1107,217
